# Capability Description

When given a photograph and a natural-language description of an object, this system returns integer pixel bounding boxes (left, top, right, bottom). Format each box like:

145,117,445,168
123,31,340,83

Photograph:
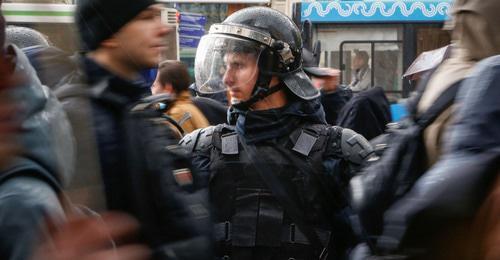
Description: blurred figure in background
0,51,148,259
302,47,390,141
350,0,500,258
403,44,452,91
303,64,352,126
0,3,76,258
0,3,151,259
336,86,391,141
191,93,228,125
5,25,77,91
151,60,209,133
374,53,500,260
349,50,371,92
414,0,500,167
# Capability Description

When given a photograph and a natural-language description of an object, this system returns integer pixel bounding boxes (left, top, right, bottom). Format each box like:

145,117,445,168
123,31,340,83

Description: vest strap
214,222,331,246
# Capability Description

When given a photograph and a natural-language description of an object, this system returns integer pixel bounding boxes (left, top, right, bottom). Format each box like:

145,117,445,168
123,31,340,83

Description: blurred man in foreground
56,0,212,258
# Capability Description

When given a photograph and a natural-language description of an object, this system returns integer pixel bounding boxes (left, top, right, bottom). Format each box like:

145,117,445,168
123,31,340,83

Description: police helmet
5,26,50,49
194,7,319,104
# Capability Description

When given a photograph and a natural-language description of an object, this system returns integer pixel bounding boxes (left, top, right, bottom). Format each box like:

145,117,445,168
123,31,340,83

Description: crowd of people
0,0,498,259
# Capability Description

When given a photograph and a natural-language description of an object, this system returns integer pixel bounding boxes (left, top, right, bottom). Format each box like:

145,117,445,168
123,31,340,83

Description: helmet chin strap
231,73,284,110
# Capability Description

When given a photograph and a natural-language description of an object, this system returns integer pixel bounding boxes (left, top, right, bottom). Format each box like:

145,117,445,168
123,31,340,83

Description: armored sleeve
179,126,216,186
179,126,216,152
322,126,373,190
340,128,374,166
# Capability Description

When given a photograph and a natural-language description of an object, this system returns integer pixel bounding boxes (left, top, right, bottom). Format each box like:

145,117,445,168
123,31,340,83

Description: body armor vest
206,123,346,258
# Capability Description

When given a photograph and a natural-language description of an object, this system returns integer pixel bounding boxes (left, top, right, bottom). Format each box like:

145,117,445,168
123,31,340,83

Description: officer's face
223,52,259,104
112,5,171,69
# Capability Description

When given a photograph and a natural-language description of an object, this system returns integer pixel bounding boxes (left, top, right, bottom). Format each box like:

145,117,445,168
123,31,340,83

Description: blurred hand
32,212,151,260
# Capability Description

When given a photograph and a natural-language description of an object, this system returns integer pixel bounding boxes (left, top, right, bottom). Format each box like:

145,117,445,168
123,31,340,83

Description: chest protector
206,123,345,250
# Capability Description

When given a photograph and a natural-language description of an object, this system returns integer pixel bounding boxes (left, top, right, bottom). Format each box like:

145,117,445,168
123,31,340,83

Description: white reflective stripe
210,24,274,46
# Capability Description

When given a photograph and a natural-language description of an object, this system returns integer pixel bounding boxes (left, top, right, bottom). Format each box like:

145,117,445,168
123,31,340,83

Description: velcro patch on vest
221,133,239,155
173,168,193,186
292,130,318,156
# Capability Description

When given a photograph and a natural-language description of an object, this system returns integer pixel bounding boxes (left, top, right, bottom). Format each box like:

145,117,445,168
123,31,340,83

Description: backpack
349,79,462,241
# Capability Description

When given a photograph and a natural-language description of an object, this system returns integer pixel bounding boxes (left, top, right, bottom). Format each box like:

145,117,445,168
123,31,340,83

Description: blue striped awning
301,0,453,23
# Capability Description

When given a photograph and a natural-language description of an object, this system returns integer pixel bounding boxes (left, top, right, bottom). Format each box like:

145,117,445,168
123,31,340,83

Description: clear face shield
194,34,264,103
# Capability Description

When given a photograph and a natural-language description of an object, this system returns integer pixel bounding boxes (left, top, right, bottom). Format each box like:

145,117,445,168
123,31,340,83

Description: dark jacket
56,56,149,211
0,45,74,260
56,56,212,259
192,96,228,125
336,87,391,141
320,85,352,125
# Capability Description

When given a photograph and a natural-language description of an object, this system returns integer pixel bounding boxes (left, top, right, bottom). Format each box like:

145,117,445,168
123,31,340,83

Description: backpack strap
130,94,185,136
416,80,462,129
406,68,438,117
54,73,106,100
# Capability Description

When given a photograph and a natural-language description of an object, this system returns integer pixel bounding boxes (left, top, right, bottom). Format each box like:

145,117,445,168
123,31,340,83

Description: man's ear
100,37,119,48
164,83,174,94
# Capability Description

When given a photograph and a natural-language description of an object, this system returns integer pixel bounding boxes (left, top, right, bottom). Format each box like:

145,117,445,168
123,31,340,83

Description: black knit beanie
76,0,156,51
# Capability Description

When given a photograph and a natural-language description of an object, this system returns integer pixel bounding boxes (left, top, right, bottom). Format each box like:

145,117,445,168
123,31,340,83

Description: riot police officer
181,7,373,260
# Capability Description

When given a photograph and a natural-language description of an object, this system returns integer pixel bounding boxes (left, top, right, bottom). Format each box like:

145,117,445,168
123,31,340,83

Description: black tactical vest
203,123,348,259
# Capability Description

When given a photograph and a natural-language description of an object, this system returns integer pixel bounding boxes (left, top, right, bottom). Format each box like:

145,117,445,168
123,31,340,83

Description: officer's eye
226,62,239,70
233,62,245,69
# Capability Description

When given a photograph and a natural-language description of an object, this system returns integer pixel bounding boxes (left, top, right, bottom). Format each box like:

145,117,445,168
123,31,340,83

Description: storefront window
338,41,403,102
173,3,228,31
315,24,404,101
4,0,74,3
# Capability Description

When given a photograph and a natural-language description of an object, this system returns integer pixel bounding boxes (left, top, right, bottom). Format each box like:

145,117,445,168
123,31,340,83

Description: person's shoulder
339,128,374,165
179,124,227,153
171,100,202,114
53,57,89,100
322,125,374,165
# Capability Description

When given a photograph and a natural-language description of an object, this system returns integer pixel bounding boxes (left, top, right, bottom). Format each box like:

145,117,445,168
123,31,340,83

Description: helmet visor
194,34,264,96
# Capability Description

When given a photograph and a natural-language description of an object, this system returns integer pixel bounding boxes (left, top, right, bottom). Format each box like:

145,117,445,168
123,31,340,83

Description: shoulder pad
340,128,374,165
179,125,217,152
